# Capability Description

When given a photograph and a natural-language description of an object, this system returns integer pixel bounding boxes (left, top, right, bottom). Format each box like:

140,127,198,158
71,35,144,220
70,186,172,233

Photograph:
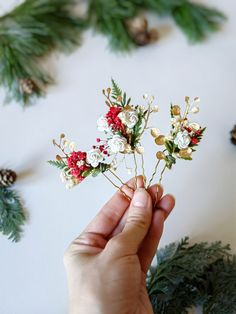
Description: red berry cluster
67,151,90,181
93,140,109,156
185,127,203,146
106,107,125,134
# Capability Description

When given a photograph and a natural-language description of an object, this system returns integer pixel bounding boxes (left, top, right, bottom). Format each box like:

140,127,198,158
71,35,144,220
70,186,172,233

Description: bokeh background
0,0,235,313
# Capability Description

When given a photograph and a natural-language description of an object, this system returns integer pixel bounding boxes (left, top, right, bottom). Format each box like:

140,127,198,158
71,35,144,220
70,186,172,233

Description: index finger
84,176,144,237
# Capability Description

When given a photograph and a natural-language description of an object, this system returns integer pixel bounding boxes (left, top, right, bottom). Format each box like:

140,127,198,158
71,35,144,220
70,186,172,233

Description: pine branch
0,0,86,106
89,0,225,51
171,2,226,42
0,187,26,242
147,237,235,314
141,0,226,42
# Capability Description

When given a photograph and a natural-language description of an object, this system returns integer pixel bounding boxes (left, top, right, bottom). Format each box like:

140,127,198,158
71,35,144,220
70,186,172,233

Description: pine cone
0,169,17,187
126,16,158,46
230,125,236,145
19,78,36,95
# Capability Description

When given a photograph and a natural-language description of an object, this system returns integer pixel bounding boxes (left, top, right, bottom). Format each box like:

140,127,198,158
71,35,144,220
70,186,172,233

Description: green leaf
165,140,175,154
165,155,176,169
48,160,67,170
111,78,122,99
81,168,94,177
91,168,101,177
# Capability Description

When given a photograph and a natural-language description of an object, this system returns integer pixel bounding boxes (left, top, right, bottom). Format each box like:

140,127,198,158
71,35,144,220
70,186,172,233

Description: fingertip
156,194,175,219
147,184,164,205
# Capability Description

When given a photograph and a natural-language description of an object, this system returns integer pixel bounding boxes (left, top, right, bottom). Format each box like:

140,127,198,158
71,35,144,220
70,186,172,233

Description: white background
0,1,235,313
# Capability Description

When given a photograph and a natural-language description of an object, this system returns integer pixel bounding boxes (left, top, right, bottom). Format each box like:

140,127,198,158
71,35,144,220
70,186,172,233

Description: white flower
60,171,68,183
97,115,110,133
60,171,77,189
108,135,127,154
66,179,77,190
86,149,104,167
188,122,200,131
77,160,85,167
118,110,139,129
174,130,191,149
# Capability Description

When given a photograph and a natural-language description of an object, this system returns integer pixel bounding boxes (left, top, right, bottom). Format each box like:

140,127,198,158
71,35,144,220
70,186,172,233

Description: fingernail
133,188,149,208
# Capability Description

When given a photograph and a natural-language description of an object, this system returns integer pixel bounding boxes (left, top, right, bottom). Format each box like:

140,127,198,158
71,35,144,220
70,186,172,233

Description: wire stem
159,165,167,184
141,154,146,188
148,159,161,188
133,152,138,189
108,169,134,192
102,173,131,201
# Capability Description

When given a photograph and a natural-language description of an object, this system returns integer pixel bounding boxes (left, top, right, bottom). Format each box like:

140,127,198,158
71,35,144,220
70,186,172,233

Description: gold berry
171,105,181,116
156,151,166,160
155,135,166,145
150,128,160,138
179,148,192,158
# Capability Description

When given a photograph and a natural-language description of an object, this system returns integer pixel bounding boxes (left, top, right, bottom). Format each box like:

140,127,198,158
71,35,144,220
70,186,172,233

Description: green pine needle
0,0,225,106
0,187,26,242
0,0,86,106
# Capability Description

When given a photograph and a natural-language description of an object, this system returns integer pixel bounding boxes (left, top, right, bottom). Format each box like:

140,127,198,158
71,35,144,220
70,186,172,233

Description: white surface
0,1,236,313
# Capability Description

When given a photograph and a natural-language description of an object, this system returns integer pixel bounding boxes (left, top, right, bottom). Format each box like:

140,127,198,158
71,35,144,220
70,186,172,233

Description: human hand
64,176,175,314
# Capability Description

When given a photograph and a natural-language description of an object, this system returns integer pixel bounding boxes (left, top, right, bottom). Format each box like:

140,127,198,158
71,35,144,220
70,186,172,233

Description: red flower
106,107,125,133
185,127,192,133
191,138,199,145
195,129,202,136
67,151,90,180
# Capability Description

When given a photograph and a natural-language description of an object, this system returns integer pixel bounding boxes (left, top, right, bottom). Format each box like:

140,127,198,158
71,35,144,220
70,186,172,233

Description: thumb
107,188,152,257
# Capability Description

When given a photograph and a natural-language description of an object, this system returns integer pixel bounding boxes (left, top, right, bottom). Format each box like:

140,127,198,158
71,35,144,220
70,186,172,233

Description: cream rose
108,135,127,154
86,149,104,167
118,110,139,129
97,115,110,133
174,130,191,149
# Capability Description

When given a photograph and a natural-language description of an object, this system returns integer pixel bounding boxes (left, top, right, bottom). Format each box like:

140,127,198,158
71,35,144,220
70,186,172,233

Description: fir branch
111,78,122,99
147,237,236,314
0,187,26,242
0,0,86,106
48,160,67,170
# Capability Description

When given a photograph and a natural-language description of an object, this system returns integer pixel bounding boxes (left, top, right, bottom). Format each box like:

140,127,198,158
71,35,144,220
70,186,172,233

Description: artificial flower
86,148,104,167
97,115,110,133
118,110,139,128
174,130,191,149
108,135,127,154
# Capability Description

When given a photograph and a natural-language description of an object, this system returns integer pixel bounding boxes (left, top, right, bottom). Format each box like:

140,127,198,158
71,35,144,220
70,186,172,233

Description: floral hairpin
49,80,205,198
